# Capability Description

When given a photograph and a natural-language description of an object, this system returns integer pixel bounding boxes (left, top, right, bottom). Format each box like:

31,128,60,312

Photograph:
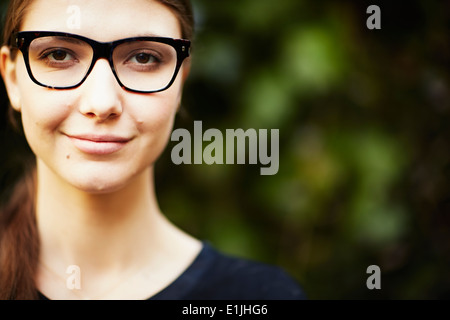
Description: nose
78,59,123,121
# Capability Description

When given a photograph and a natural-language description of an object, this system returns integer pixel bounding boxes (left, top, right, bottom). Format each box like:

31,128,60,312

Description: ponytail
0,166,39,299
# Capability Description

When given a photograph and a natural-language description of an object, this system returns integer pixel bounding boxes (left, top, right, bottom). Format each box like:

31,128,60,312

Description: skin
0,0,201,299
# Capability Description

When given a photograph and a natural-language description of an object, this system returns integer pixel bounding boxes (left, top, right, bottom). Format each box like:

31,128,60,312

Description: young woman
0,0,306,300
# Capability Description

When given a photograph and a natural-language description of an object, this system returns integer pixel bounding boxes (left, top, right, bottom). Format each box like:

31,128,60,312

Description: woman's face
1,0,189,193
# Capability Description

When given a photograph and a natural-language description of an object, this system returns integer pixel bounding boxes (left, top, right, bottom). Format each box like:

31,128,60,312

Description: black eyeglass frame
10,31,191,93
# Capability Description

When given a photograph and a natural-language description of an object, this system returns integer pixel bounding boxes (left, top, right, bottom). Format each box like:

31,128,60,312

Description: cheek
16,61,71,134
19,92,73,156
134,79,182,132
20,91,71,136
131,88,181,158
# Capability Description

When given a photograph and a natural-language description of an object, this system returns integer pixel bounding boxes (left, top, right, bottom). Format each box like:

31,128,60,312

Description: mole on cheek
66,154,71,160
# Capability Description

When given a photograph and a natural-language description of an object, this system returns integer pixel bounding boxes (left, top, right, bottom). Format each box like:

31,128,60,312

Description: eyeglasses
10,31,191,93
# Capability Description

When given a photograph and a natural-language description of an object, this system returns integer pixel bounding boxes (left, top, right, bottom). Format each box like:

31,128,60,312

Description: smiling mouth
67,134,131,155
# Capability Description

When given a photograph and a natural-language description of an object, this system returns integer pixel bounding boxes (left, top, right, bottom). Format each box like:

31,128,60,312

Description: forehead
21,0,182,40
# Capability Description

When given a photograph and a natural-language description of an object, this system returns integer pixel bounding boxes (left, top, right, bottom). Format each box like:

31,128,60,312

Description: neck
34,160,201,299
37,160,156,266
36,158,183,270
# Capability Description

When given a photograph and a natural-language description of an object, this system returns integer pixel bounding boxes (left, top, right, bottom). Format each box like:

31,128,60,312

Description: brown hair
1,0,194,45
0,0,194,300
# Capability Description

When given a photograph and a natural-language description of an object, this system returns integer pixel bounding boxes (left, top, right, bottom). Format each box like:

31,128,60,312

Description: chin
69,174,132,195
76,183,123,195
60,158,150,195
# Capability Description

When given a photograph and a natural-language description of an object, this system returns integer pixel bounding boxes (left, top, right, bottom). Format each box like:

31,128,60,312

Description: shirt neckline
149,241,215,300
37,241,214,300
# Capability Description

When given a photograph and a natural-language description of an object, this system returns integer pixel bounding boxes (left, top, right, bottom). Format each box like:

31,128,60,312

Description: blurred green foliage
1,0,449,299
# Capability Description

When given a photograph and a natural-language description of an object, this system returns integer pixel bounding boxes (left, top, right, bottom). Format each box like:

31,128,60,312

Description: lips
66,134,132,155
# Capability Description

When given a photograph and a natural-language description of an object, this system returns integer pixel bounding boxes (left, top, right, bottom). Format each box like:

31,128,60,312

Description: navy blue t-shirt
38,242,306,300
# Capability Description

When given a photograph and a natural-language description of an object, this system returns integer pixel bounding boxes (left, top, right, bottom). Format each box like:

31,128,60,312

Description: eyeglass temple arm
9,33,22,48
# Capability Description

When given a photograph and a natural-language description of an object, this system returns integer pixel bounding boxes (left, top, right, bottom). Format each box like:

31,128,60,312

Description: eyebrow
133,33,171,38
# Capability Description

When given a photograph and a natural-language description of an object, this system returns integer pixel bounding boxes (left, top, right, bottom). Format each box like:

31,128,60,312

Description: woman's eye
52,50,68,60
131,53,158,64
51,50,72,60
41,49,74,62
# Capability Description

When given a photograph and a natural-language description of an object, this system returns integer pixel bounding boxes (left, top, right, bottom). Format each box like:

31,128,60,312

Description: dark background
1,0,449,299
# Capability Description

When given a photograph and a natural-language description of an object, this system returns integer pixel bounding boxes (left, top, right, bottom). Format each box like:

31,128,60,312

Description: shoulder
182,242,307,300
